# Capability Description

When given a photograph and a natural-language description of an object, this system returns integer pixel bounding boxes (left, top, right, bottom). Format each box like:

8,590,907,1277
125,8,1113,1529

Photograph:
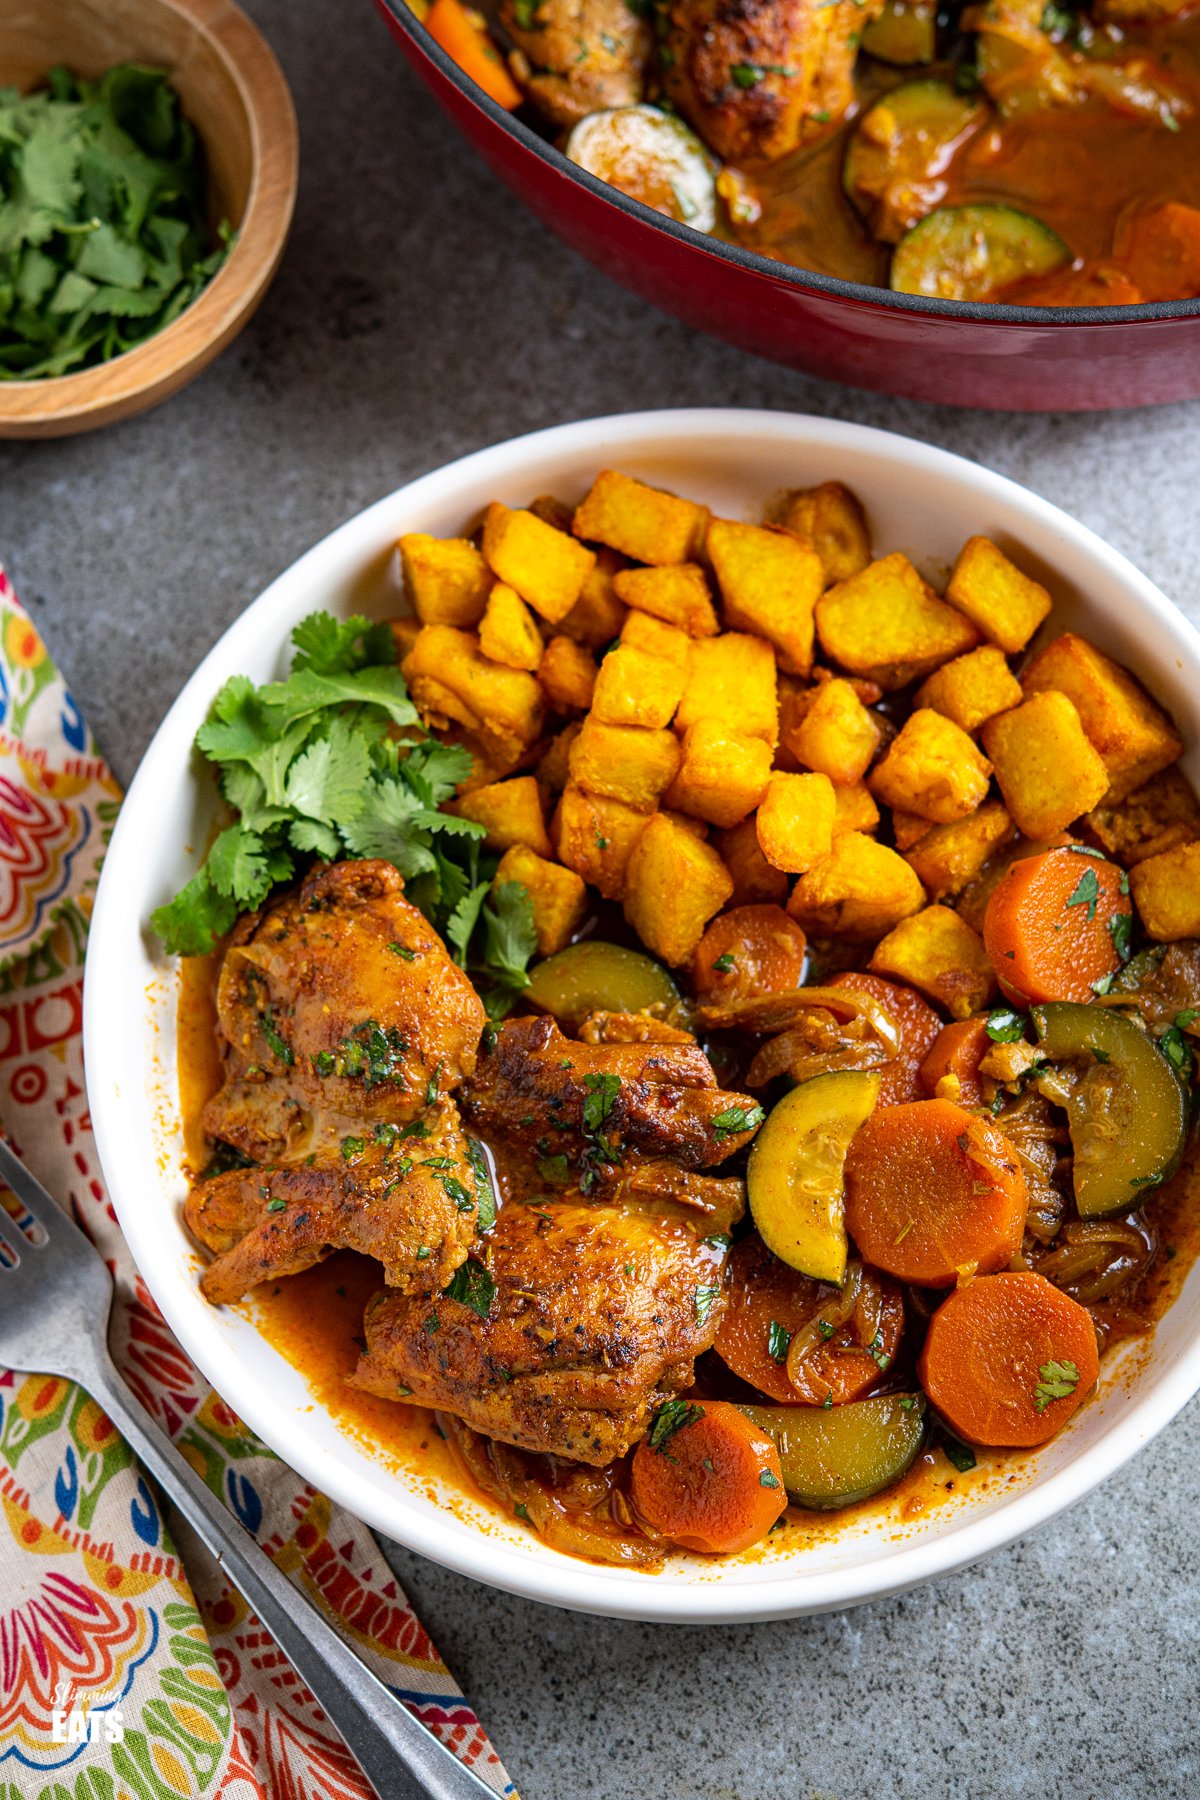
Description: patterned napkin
0,565,513,1800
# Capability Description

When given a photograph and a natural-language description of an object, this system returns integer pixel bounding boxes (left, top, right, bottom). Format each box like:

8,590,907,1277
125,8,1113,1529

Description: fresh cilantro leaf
647,1398,704,1452
1158,1025,1195,1081
445,880,491,967
1065,867,1099,921
288,817,342,859
261,665,418,729
986,1007,1026,1043
767,1319,791,1363
1108,910,1133,962
443,1258,495,1319
759,1469,781,1489
338,777,438,875
150,868,238,958
283,718,370,823
481,881,537,991
206,823,282,909
1033,1358,1080,1413
583,1071,621,1133
466,1137,497,1232
694,1283,721,1327
1176,1009,1200,1029
711,1104,765,1142
712,952,736,974
940,1433,977,1473
290,611,395,676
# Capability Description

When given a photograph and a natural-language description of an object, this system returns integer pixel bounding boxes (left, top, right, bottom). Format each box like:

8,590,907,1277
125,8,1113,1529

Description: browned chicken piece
204,860,486,1164
501,0,652,129
577,1010,697,1045
461,1013,762,1178
661,0,878,162
186,1098,485,1304
350,1196,729,1462
611,1160,746,1236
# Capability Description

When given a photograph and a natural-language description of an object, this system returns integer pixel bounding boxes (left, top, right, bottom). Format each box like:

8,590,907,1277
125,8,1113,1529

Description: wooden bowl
0,0,298,438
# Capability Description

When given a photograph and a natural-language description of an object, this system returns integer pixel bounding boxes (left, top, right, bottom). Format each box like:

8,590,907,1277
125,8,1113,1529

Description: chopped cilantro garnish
443,1259,495,1319
986,1007,1026,1043
466,1137,497,1231
388,941,418,961
647,1398,705,1452
341,1135,365,1163
730,60,795,85
759,1469,781,1489
1033,1358,1080,1413
767,1319,791,1363
694,1284,722,1327
1158,1025,1195,1080
1065,867,1100,921
266,1196,287,1213
711,1104,765,1142
259,1011,293,1067
1108,910,1133,962
712,952,737,974
941,1434,976,1473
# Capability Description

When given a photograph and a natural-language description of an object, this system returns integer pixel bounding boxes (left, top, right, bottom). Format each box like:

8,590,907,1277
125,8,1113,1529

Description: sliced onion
785,1262,863,1395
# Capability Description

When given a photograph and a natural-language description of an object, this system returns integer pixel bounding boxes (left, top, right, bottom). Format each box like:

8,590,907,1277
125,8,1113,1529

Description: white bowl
85,409,1200,1623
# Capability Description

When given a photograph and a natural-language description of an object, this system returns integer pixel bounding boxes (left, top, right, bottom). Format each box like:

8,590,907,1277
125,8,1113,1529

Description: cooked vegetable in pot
167,459,1199,1570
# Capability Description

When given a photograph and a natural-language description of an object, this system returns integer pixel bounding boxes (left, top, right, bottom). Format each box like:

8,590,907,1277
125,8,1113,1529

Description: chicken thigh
500,0,652,128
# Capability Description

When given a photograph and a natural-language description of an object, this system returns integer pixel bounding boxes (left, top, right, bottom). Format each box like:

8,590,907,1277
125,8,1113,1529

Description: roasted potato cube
451,774,554,858
946,536,1052,653
665,722,773,828
832,780,880,837
590,643,686,728
1021,633,1184,802
620,609,692,666
1085,766,1200,867
536,721,582,797
569,716,682,812
775,481,871,586
869,906,996,1020
539,636,598,712
675,633,778,745
756,772,836,872
815,553,979,689
573,469,711,566
869,709,992,824
914,645,1022,734
784,676,882,784
903,801,1016,900
663,808,710,841
787,832,925,940
623,813,734,965
389,615,422,660
891,809,931,852
556,547,629,648
398,533,491,627
707,519,822,675
716,817,790,905
452,737,526,795
612,563,719,636
482,502,596,624
492,844,588,956
553,783,649,901
403,625,544,757
1129,840,1200,940
982,692,1109,840
478,581,544,672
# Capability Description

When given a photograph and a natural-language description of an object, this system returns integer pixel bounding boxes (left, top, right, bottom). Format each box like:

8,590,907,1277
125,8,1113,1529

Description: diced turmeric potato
787,832,925,940
775,482,871,586
891,810,930,852
868,709,992,824
664,722,773,828
914,645,1022,734
707,520,822,675
869,906,996,1020
946,536,1052,654
1129,839,1200,940
556,546,629,649
553,783,648,901
403,625,544,758
623,813,734,965
612,563,719,636
1021,633,1184,803
398,534,491,627
569,716,682,813
528,494,574,532
1085,766,1200,867
492,844,587,956
451,775,553,858
832,781,880,837
675,633,778,745
573,469,711,567
785,676,882,784
539,636,598,712
452,736,525,795
482,502,595,624
903,801,1016,900
590,643,686,729
620,609,692,667
815,553,979,689
756,772,836,873
478,582,543,672
982,692,1110,840
716,817,790,906
389,615,422,660
536,721,581,797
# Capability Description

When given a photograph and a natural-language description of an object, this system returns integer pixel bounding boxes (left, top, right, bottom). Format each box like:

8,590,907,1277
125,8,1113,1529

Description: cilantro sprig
152,609,536,1013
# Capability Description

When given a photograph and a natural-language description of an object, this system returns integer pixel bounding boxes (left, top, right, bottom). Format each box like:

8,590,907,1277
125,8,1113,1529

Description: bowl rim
0,0,298,431
85,407,1200,1623
375,0,1200,332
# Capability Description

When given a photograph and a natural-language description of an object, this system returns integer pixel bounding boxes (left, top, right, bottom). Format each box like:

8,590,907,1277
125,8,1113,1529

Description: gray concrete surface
4,1,1199,1794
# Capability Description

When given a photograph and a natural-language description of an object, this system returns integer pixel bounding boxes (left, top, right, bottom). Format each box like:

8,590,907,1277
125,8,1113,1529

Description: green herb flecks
443,1258,495,1319
1108,909,1134,963
1034,1358,1080,1413
941,1433,977,1473
730,61,795,86
767,1319,791,1363
647,1398,705,1453
759,1469,781,1489
986,1007,1026,1043
466,1137,498,1231
711,1103,765,1143
712,952,737,974
694,1284,721,1327
1065,867,1100,922
258,1010,293,1067
315,1020,407,1089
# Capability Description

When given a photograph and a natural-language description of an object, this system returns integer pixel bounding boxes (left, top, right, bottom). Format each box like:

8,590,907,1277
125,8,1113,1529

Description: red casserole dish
372,0,1200,412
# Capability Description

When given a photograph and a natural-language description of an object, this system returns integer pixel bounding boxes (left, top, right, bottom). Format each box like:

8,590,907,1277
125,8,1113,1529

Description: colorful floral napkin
0,565,514,1800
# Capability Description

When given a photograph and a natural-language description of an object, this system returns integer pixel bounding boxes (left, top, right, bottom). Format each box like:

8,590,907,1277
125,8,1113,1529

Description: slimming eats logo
50,1680,125,1745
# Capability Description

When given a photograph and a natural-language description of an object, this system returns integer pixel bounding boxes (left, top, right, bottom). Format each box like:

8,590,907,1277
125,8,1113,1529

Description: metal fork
0,1137,496,1800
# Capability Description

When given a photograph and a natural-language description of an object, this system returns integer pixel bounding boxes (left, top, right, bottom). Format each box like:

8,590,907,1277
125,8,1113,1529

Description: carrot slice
691,905,807,1002
832,971,942,1106
1115,202,1200,303
918,1270,1100,1447
843,1097,1027,1286
982,847,1129,1004
715,1233,904,1406
630,1400,787,1554
426,0,523,109
919,1016,991,1108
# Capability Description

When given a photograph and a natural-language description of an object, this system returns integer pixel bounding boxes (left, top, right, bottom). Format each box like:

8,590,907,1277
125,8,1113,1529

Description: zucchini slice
890,203,1071,299
740,1395,926,1510
746,1069,881,1286
844,81,988,244
524,940,679,1032
860,0,938,66
565,106,718,233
